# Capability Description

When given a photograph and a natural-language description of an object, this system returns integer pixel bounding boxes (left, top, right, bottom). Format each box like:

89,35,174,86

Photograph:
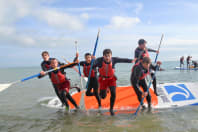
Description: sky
1,0,198,67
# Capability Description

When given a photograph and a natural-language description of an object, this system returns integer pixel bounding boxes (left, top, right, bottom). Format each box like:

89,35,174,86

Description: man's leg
151,74,158,96
85,78,94,96
140,79,151,109
53,84,65,106
92,78,101,107
66,92,79,109
60,90,69,108
109,86,116,116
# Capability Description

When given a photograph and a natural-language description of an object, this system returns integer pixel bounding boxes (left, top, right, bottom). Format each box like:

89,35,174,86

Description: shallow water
1,61,198,132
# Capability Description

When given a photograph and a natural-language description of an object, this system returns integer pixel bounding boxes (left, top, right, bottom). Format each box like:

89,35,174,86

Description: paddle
74,41,87,109
0,62,76,92
75,41,82,77
134,34,164,116
86,29,100,89
62,57,88,81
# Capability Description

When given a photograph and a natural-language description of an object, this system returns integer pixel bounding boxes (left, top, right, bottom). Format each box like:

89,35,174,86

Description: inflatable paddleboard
174,67,198,70
40,83,198,110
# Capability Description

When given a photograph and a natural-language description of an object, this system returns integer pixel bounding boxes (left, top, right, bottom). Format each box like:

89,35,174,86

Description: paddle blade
0,83,13,92
83,77,88,82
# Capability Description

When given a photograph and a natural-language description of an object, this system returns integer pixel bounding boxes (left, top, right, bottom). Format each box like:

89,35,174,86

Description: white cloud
0,0,89,47
134,3,143,14
36,9,84,30
80,13,89,20
106,16,140,29
165,38,198,46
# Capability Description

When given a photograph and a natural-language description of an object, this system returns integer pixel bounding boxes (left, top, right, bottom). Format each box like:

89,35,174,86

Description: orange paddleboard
68,86,158,110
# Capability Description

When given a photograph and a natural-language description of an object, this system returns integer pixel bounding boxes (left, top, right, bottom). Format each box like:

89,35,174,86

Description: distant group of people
180,56,198,69
38,38,163,116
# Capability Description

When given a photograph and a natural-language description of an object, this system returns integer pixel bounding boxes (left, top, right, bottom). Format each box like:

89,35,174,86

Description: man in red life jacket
93,49,134,116
131,57,152,110
75,53,101,108
134,39,160,96
40,58,79,110
134,39,159,63
38,51,64,105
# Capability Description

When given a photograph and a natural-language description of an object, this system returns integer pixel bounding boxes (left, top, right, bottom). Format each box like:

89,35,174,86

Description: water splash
0,83,12,92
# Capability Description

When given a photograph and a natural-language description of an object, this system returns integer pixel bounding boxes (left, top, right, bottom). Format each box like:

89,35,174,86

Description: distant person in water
192,60,198,68
180,56,184,69
40,58,79,110
187,56,192,69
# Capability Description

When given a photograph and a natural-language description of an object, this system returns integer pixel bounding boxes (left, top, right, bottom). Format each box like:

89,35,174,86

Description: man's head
138,39,146,49
84,53,91,63
50,58,58,68
41,51,50,61
142,57,151,69
103,49,112,63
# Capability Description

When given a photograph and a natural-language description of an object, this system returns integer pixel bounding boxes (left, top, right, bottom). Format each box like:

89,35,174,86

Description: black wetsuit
38,58,65,105
94,57,132,113
187,56,191,69
134,47,158,95
48,63,78,108
180,57,184,68
192,61,198,68
79,61,101,107
150,64,159,95
130,62,151,107
134,47,157,63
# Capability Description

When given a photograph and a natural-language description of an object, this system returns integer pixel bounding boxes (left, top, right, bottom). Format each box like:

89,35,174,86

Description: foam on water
0,83,13,92
38,96,63,109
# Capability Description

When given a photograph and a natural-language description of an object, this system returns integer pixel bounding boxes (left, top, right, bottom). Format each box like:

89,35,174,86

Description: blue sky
0,0,198,67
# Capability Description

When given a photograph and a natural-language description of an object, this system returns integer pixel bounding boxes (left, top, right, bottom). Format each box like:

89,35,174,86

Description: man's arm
38,63,47,79
113,57,133,64
147,48,157,53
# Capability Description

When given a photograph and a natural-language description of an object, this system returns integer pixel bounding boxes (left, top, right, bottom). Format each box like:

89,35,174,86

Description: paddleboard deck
174,67,198,70
40,83,198,111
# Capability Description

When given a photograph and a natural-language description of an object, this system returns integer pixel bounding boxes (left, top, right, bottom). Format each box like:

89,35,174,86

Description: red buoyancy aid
45,64,50,70
142,50,149,58
99,61,115,78
51,70,66,84
83,64,95,77
132,62,149,80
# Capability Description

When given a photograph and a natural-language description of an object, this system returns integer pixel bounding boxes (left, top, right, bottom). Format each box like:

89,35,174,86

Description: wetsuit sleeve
131,66,143,94
93,57,102,68
38,63,47,79
150,64,158,71
113,57,133,64
79,61,85,66
134,49,144,62
147,48,157,52
62,62,78,69
135,49,140,58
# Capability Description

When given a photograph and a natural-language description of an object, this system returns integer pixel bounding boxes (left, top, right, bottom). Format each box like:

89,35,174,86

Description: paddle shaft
75,41,82,77
86,30,100,89
20,62,75,82
134,34,164,115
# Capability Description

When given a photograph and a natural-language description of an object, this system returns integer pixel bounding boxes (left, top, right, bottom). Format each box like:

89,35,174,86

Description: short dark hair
41,51,49,56
50,58,56,61
138,39,147,45
142,57,151,64
84,53,91,57
103,49,112,56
